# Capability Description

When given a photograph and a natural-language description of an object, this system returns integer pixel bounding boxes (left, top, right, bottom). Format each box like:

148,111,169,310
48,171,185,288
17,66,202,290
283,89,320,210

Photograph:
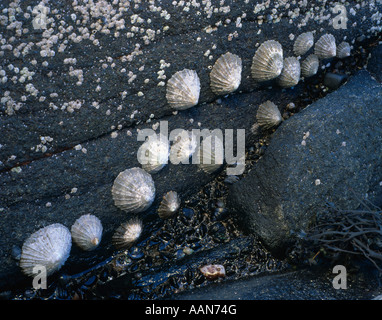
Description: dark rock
323,73,348,90
170,267,380,300
367,44,382,83
0,0,381,292
227,70,382,256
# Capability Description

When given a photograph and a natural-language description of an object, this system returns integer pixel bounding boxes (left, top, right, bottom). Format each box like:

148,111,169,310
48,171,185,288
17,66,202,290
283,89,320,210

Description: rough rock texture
0,0,382,291
227,69,382,256
170,266,381,300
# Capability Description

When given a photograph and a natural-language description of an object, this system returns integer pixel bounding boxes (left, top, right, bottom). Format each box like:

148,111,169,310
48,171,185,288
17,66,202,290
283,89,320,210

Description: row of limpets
17,32,352,279
18,168,182,277
166,33,351,110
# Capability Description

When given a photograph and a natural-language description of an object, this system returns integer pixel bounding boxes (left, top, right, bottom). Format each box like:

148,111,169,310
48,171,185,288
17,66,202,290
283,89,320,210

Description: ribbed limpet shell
137,134,169,174
169,130,197,164
293,32,314,56
111,167,155,213
301,54,319,78
71,214,103,251
158,191,180,219
251,40,284,82
210,52,242,95
336,41,351,58
20,223,72,276
256,100,283,130
196,133,224,174
166,69,200,110
314,34,336,59
278,57,301,88
112,218,143,249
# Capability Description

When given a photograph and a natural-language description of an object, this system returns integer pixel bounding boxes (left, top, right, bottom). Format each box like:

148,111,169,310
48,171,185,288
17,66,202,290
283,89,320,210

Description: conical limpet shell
278,57,301,88
210,52,242,95
111,167,155,213
301,54,319,78
112,218,143,249
256,100,283,130
293,32,314,56
137,134,169,174
71,214,103,251
20,223,72,276
314,34,336,59
158,191,180,219
251,40,284,82
196,133,224,174
336,41,351,58
169,130,197,164
166,69,200,110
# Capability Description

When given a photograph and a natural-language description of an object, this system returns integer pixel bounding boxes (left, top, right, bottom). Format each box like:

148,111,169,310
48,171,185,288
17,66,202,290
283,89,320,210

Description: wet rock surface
0,0,381,299
227,69,382,256
171,266,381,300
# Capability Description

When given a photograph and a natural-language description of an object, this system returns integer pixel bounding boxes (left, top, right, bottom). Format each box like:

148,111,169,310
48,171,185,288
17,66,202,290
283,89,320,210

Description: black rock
323,73,348,90
367,44,382,83
227,70,382,256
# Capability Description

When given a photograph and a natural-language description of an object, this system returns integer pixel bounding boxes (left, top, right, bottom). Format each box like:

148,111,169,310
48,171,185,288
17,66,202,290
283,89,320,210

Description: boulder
227,69,382,256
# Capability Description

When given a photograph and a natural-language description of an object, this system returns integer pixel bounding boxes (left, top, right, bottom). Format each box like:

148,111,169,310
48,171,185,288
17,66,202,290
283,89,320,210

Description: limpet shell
196,133,224,174
71,214,103,251
336,41,351,58
314,34,336,59
278,57,301,88
158,191,180,219
111,167,155,213
137,134,169,174
256,100,283,130
293,32,314,56
166,69,200,110
210,52,242,95
169,130,197,164
112,218,143,249
301,54,319,78
20,223,72,277
251,40,284,82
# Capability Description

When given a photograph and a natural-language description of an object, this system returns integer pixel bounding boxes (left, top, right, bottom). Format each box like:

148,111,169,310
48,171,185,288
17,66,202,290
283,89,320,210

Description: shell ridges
293,32,314,56
71,214,103,251
20,223,72,277
111,167,155,213
301,54,319,78
251,40,284,82
278,57,301,88
210,52,242,95
166,69,200,110
256,100,283,130
314,34,336,59
158,191,180,219
138,134,169,174
112,218,143,249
